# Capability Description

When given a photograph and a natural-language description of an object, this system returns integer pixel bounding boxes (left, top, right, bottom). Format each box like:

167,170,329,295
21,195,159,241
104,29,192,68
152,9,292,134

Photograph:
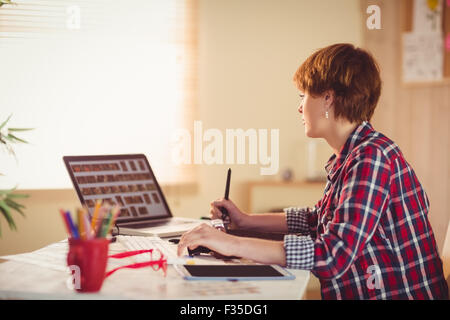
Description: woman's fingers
211,198,236,216
177,223,230,256
211,198,231,210
209,205,223,219
177,223,208,256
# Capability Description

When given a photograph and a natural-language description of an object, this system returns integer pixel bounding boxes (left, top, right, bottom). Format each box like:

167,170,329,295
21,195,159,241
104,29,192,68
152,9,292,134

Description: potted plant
0,115,33,236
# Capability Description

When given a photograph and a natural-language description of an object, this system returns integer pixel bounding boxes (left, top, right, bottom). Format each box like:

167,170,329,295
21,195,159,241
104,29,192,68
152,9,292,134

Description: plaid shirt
283,121,448,300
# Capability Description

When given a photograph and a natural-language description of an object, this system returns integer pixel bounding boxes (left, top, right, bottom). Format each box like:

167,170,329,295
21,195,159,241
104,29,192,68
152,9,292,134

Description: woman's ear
323,90,335,119
324,90,335,107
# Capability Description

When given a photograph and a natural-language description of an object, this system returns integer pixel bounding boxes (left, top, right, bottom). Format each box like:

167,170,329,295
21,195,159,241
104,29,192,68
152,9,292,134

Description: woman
177,43,449,300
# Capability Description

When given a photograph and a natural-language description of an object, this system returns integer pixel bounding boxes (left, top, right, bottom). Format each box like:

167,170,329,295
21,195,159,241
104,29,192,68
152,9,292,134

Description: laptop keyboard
117,235,179,262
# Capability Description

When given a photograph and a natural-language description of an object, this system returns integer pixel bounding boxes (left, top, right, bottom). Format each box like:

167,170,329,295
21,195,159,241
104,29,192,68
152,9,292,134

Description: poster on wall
413,0,443,33
403,0,445,82
403,32,444,82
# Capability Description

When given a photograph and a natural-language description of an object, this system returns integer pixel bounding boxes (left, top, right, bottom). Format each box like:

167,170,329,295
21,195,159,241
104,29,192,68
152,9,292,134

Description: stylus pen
224,168,231,200
188,169,232,256
220,168,231,231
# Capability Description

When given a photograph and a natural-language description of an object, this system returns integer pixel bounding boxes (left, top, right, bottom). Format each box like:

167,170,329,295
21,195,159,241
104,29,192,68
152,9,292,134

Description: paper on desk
1,241,69,272
157,280,262,298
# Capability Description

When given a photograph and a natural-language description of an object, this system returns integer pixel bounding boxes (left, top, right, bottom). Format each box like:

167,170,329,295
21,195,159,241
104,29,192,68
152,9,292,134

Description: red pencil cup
67,238,109,293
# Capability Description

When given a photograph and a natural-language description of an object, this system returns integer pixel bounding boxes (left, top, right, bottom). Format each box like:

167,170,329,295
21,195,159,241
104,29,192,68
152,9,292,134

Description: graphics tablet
175,264,295,281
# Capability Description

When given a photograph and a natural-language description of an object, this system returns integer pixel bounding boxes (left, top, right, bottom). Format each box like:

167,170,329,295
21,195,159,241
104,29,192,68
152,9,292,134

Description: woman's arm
240,212,288,233
177,223,287,266
210,198,320,235
234,236,287,266
179,200,323,265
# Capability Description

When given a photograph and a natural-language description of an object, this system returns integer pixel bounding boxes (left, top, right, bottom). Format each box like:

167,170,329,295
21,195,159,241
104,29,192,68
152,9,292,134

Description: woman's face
298,91,330,138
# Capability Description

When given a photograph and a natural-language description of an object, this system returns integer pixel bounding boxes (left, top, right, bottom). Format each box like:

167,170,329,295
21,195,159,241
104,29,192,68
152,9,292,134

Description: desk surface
0,240,310,300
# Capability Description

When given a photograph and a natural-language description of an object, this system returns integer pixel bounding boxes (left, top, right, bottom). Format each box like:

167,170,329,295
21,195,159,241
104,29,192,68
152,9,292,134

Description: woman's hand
209,198,249,229
176,223,287,266
177,223,238,257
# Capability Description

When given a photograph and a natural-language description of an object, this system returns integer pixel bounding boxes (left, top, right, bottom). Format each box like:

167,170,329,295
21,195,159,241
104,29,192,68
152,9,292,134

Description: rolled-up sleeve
284,207,310,234
284,234,315,269
283,205,319,270
283,205,319,236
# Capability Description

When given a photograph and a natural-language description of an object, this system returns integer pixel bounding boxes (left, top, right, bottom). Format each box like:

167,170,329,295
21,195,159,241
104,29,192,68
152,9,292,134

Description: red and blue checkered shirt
283,121,448,299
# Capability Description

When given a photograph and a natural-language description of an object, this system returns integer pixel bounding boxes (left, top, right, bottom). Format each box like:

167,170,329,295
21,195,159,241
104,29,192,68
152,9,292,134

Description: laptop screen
63,154,172,222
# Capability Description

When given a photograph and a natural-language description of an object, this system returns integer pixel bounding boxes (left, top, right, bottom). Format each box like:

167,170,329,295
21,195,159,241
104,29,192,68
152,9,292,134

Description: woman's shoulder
350,130,403,165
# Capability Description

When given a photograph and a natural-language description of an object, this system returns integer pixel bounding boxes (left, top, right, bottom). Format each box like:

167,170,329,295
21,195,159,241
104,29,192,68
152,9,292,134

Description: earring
325,111,329,119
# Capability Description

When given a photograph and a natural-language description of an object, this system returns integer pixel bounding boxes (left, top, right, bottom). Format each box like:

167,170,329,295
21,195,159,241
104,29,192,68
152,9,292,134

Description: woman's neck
324,120,359,156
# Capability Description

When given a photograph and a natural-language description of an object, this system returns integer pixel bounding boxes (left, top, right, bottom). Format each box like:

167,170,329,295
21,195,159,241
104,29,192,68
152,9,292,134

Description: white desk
0,239,310,300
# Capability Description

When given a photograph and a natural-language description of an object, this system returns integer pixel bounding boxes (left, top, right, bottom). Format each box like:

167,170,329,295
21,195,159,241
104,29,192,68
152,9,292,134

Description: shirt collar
325,121,374,181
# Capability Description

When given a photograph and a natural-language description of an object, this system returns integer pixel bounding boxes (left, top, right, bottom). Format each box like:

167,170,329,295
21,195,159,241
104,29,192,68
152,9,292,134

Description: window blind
0,0,198,189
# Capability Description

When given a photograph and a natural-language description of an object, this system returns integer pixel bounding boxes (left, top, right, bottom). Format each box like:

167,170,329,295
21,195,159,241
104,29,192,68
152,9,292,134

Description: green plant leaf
6,133,28,144
5,197,25,206
3,135,13,142
0,201,14,225
5,200,25,212
8,128,34,132
0,114,12,131
5,205,25,217
5,198,25,217
7,193,29,199
0,200,17,231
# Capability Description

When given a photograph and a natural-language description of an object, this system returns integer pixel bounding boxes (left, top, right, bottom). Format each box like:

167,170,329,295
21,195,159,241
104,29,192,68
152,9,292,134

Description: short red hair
293,43,382,123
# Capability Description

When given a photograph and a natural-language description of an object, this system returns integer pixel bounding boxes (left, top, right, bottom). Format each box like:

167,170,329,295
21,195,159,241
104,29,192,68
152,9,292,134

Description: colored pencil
65,211,80,239
100,211,113,238
95,205,109,238
60,203,119,240
105,205,121,236
91,199,102,230
59,209,72,237
77,209,86,240
82,208,93,239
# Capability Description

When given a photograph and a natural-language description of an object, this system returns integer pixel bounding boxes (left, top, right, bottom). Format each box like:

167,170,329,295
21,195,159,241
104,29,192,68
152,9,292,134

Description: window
0,0,197,188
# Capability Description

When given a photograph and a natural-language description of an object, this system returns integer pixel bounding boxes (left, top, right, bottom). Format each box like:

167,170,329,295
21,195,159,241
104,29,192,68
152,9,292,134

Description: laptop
63,154,202,237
